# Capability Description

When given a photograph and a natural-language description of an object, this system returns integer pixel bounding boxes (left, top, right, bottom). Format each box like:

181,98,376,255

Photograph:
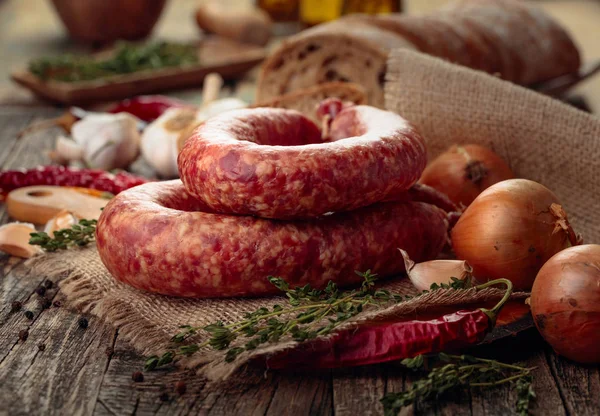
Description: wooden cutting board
10,37,266,105
6,186,110,224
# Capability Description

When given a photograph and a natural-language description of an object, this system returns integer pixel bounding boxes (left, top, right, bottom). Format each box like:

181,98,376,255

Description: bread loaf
257,0,580,106
252,82,367,123
257,21,416,107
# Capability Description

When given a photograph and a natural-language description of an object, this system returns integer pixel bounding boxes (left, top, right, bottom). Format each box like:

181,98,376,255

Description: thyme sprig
145,272,471,370
29,219,97,251
382,353,535,416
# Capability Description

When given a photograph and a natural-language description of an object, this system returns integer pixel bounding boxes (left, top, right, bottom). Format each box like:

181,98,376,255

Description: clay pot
50,0,168,44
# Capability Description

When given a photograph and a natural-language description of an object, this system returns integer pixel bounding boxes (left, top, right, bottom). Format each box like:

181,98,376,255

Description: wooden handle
202,73,224,105
6,186,109,225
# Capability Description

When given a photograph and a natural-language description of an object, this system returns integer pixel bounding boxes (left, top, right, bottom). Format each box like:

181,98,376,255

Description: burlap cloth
25,50,599,381
386,50,600,243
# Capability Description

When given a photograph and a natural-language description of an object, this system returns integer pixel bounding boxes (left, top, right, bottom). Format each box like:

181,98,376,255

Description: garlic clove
71,113,140,171
55,135,84,161
44,210,78,237
0,222,43,258
400,249,473,291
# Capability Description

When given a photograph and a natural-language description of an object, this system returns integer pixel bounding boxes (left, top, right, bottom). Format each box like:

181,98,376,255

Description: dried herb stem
29,219,97,251
145,272,472,370
29,41,198,83
382,353,535,416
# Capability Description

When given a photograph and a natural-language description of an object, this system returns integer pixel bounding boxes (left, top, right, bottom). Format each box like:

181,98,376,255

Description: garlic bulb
63,113,141,170
141,98,247,178
400,249,473,291
0,222,43,258
141,108,201,178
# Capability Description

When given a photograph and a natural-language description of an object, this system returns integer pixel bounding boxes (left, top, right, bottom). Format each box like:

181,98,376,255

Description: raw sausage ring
96,180,448,298
178,106,426,219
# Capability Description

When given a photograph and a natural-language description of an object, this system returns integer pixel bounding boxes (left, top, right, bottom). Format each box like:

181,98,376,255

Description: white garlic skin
141,98,247,178
0,222,43,258
71,113,140,171
400,249,473,291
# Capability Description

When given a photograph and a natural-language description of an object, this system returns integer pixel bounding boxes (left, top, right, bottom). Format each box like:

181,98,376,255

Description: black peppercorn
44,280,53,289
11,301,22,312
53,300,62,308
159,392,169,402
18,329,29,341
175,380,187,395
78,317,89,329
35,286,46,297
38,343,46,351
24,310,34,320
41,298,52,309
132,371,144,382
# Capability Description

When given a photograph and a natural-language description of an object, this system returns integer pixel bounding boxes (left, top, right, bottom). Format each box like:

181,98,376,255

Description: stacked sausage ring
96,101,452,297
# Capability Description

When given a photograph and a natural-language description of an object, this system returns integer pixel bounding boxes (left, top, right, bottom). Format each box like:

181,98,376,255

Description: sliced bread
257,0,580,105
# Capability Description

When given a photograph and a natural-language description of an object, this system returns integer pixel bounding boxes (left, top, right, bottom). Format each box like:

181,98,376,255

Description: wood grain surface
1,1,600,415
0,108,599,416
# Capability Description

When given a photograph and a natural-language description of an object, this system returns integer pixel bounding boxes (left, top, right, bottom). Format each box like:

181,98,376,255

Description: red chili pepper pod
266,279,513,370
107,95,191,122
0,166,150,196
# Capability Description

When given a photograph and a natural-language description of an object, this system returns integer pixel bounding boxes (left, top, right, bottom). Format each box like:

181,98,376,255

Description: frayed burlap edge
24,246,528,382
189,286,528,382
25,248,181,358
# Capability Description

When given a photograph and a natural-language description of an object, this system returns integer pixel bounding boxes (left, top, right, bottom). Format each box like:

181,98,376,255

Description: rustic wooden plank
264,371,333,416
0,109,59,171
383,362,473,416
467,333,566,416
93,338,207,416
525,351,567,416
0,284,116,415
546,349,600,416
0,112,36,168
332,365,386,416
95,344,299,416
0,107,118,416
202,369,278,416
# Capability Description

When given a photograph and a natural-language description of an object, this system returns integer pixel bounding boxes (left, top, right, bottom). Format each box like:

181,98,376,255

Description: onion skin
451,179,573,290
420,144,514,207
531,245,600,364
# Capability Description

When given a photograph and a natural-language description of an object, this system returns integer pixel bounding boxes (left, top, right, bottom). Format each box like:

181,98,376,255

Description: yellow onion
400,249,472,291
451,179,580,291
530,245,600,364
420,144,514,208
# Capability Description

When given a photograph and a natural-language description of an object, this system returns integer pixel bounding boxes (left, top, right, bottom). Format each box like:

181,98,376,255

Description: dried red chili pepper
266,279,513,369
107,95,191,122
0,166,149,196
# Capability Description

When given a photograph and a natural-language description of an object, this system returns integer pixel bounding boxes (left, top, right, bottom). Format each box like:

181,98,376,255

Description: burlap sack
23,49,598,381
386,49,600,243
25,246,521,381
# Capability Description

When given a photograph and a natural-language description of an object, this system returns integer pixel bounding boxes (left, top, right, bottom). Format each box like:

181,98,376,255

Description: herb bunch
382,353,535,416
29,41,198,82
29,219,97,251
145,272,471,370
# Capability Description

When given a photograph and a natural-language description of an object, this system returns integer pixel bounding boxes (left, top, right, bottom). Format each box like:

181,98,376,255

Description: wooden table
1,1,600,415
